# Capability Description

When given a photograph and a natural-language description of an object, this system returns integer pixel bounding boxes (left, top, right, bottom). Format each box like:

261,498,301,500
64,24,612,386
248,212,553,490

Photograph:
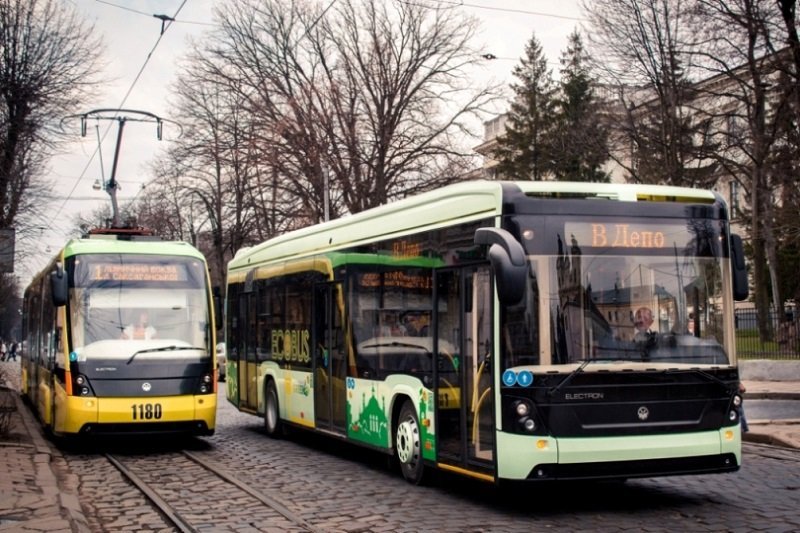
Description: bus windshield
503,216,735,368
66,254,211,360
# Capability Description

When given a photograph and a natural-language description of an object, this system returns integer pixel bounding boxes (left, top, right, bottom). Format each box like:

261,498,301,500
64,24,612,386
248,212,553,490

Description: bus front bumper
496,426,741,481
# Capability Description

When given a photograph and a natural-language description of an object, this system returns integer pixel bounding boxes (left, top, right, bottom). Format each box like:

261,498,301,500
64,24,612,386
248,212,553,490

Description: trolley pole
65,109,182,229
107,117,126,228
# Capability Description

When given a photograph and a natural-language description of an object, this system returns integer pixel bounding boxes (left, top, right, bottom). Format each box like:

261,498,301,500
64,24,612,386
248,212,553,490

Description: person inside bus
122,311,157,340
403,312,430,337
633,306,656,344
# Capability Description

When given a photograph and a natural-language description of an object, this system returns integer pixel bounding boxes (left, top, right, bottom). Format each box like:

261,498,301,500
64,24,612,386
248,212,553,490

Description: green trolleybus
225,180,748,483
21,228,218,437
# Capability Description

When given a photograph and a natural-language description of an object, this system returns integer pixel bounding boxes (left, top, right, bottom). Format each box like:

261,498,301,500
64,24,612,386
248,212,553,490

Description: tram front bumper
496,427,741,481
61,394,216,436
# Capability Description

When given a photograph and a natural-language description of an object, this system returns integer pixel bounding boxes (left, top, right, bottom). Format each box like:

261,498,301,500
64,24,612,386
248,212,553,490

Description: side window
349,264,433,379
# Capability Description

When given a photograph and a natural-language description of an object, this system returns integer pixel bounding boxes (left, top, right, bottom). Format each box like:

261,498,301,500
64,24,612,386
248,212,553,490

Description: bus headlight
505,398,543,435
522,417,536,432
729,410,738,421
732,394,742,407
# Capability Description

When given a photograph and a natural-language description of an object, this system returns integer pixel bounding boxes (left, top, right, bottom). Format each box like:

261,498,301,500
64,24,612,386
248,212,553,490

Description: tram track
105,450,321,532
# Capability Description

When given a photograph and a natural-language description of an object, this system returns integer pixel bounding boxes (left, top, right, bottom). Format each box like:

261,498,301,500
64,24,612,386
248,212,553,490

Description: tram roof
229,179,719,273
61,236,206,260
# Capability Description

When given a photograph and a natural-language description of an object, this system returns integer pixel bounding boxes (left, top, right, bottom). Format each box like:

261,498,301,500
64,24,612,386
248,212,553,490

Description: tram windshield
502,216,735,368
66,254,211,360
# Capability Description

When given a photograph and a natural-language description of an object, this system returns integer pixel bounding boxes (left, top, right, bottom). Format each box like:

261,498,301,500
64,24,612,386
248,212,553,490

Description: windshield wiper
547,357,631,397
126,345,206,364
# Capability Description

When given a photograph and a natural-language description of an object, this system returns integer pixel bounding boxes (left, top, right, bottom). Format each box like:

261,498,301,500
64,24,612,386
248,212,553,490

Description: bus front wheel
395,400,424,484
264,379,283,437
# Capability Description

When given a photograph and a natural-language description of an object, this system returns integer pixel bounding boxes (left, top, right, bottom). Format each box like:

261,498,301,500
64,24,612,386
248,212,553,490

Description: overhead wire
49,0,189,227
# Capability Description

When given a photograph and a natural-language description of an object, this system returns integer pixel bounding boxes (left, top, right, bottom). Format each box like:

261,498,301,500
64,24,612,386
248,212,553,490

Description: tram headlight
515,401,530,417
729,410,738,421
72,374,94,397
732,394,742,407
197,373,214,394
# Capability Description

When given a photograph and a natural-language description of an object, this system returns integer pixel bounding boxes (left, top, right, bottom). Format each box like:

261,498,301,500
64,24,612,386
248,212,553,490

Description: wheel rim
396,415,420,466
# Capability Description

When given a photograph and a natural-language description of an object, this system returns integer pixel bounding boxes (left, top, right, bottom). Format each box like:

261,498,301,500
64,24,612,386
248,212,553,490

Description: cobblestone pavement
3,357,800,533
54,389,800,533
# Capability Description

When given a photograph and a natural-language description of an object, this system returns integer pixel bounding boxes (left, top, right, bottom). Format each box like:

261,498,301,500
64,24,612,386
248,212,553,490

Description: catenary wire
48,0,189,227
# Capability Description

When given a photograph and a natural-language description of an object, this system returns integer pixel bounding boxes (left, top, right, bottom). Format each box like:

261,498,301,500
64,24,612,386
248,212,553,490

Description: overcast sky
20,0,583,284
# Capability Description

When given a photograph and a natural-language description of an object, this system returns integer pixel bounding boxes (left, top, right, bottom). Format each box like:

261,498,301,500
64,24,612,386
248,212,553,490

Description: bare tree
199,0,499,220
0,0,103,229
687,0,795,339
584,0,715,187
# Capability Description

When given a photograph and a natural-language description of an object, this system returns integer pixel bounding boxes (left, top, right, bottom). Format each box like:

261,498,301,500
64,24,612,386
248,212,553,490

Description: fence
735,305,799,360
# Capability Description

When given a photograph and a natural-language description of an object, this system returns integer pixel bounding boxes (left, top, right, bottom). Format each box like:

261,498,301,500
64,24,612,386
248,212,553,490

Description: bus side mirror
474,227,527,306
50,264,68,307
730,234,748,301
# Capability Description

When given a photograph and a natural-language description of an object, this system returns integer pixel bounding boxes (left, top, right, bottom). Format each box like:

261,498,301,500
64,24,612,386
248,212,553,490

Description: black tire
264,379,283,437
395,400,425,484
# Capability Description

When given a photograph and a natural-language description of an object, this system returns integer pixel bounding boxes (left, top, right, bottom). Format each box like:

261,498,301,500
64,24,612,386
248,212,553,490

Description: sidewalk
0,362,796,533
741,380,800,450
0,390,89,532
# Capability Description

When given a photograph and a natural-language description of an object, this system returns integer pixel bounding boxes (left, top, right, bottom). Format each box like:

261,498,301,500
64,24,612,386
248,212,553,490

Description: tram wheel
264,379,283,437
395,400,425,484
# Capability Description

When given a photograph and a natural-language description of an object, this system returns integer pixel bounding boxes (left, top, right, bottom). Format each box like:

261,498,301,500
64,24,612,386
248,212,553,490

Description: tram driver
122,311,157,340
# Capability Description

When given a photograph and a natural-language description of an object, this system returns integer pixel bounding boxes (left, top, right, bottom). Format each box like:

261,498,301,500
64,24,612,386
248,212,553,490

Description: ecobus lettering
271,329,311,363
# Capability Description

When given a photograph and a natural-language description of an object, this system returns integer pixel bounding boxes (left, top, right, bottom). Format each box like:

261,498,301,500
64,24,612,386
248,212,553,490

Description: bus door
435,266,495,475
313,282,347,434
237,288,258,411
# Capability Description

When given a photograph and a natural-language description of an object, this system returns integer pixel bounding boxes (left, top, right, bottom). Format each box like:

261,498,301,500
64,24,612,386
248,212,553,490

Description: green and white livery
226,180,748,484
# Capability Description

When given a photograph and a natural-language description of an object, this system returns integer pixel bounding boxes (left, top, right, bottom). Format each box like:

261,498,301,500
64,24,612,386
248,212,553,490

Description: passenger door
313,282,347,434
435,266,495,474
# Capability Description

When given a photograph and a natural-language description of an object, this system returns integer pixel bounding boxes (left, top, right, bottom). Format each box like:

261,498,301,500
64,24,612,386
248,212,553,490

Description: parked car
216,342,226,381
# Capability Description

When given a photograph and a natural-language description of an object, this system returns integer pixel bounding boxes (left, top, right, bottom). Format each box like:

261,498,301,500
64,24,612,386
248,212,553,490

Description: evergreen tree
493,32,556,180
551,31,610,182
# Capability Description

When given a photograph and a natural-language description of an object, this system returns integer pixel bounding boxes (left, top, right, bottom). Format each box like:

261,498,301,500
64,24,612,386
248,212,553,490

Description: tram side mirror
474,227,527,306
730,234,748,301
50,264,68,307
213,286,223,330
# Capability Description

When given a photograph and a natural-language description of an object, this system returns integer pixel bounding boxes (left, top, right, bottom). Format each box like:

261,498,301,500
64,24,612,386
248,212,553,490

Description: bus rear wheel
264,379,282,437
395,400,424,484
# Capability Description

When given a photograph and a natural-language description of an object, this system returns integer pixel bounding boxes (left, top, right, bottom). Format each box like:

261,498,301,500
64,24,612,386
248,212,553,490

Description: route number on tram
131,403,163,420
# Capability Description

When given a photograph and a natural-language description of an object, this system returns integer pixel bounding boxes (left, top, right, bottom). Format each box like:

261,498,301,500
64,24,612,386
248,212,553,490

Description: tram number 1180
131,403,163,420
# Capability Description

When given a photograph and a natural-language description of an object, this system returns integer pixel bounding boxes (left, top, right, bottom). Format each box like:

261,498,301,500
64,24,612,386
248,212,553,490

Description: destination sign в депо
565,223,691,250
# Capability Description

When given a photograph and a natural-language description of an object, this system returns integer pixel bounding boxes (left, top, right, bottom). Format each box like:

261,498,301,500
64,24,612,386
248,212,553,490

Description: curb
744,392,800,400
15,392,92,532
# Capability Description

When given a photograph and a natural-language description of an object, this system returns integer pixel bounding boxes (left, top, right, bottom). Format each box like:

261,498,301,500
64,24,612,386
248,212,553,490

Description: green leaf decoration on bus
418,388,435,461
